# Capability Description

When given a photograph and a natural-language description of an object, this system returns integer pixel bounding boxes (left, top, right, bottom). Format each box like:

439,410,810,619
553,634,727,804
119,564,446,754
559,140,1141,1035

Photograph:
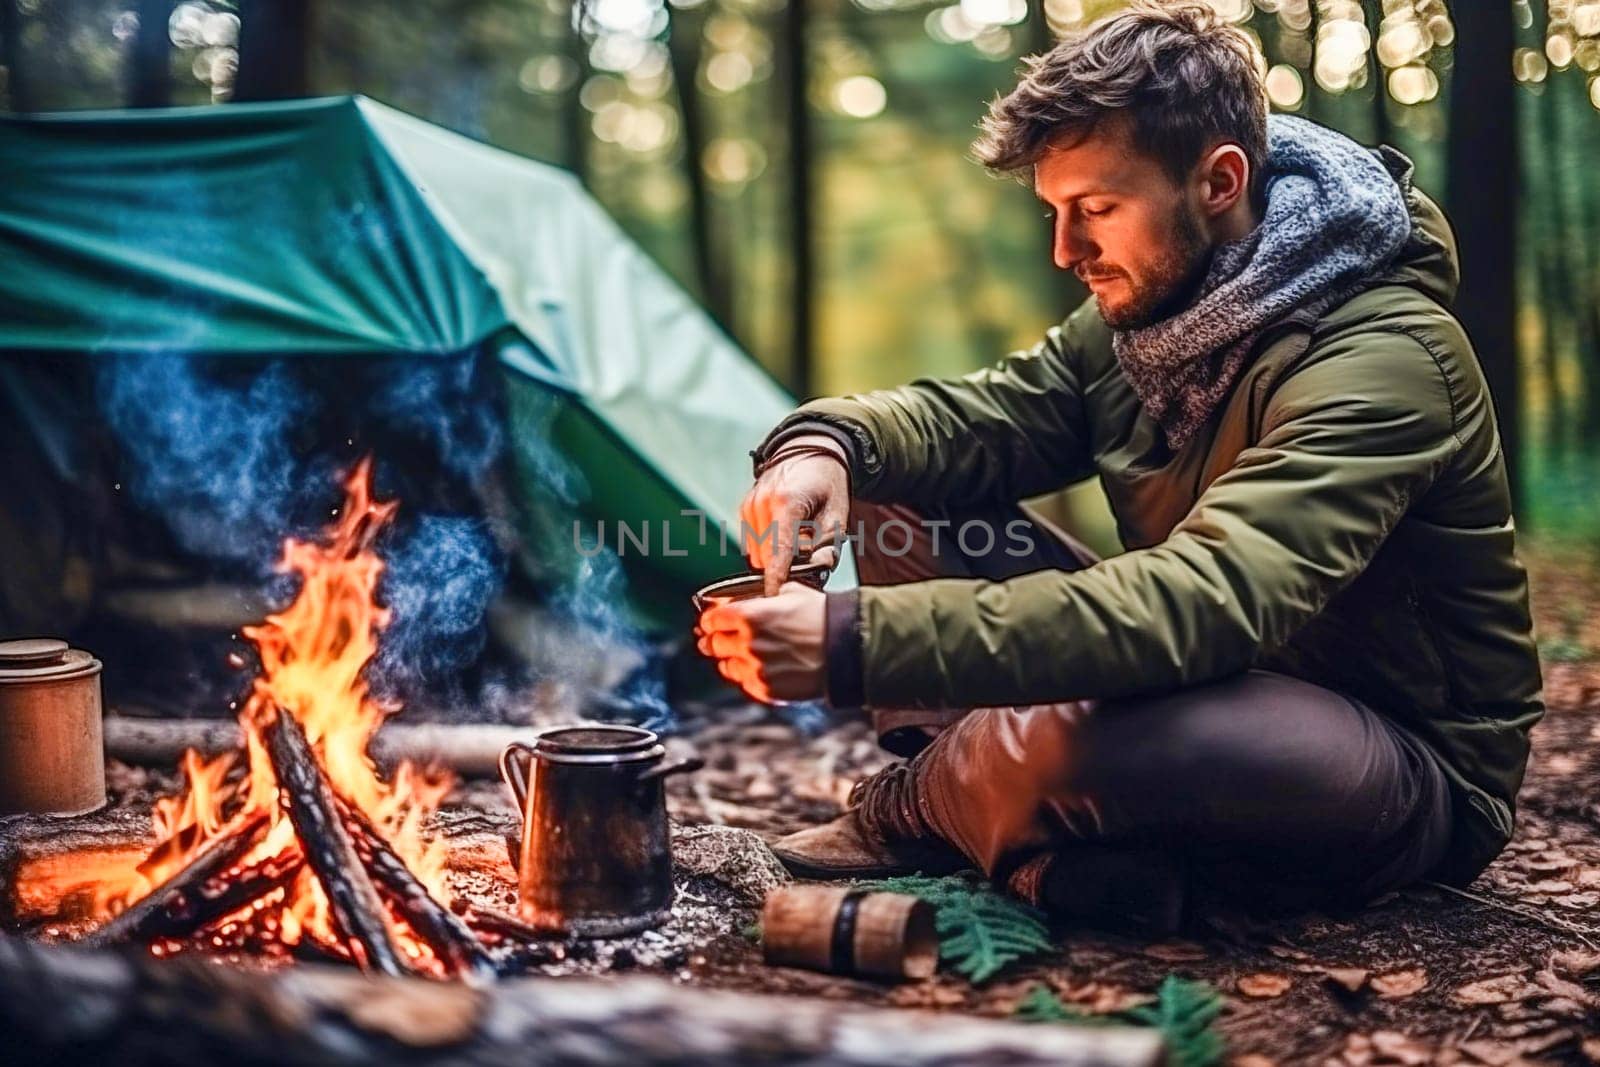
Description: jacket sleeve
752,305,1100,509
849,329,1465,708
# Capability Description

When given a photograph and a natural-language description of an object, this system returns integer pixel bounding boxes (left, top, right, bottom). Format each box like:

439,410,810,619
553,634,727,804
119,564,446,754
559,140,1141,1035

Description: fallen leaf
1236,972,1292,998
1551,948,1600,978
1368,1030,1433,1065
1541,754,1581,776
1534,968,1598,1008
887,980,967,1008
1457,1039,1527,1066
1451,974,1535,1006
1046,978,1151,1014
1141,940,1208,962
1324,967,1370,994
1371,967,1428,999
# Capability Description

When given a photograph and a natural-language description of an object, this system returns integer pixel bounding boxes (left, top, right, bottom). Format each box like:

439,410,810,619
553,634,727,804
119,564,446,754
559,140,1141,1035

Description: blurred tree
125,0,173,107
780,0,815,395
234,0,309,101
1448,0,1519,500
0,0,33,111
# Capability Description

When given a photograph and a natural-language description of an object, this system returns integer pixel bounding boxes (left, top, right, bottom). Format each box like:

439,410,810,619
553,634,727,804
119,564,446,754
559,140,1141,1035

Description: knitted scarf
1112,114,1413,451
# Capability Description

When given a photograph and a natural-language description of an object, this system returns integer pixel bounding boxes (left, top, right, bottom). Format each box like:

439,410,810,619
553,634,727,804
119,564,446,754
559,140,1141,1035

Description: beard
1091,205,1213,331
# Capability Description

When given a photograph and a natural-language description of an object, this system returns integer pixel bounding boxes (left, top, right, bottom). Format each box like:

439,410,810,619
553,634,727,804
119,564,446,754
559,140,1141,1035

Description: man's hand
695,582,826,704
741,435,850,596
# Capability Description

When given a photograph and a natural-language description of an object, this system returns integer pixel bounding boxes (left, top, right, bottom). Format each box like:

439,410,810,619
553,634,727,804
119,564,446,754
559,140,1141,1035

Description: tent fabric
0,96,793,621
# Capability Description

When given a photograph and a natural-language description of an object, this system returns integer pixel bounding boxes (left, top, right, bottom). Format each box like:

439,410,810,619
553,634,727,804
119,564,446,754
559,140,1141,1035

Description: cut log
335,795,495,983
105,718,529,777
262,709,407,977
77,813,269,948
0,932,1165,1066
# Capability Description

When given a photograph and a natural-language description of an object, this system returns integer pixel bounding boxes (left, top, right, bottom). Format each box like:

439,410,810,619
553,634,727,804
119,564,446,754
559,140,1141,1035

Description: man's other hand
740,434,850,596
695,583,826,704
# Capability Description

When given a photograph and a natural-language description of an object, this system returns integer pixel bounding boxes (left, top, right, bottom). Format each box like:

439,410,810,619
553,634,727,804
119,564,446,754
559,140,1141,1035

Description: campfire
31,459,493,979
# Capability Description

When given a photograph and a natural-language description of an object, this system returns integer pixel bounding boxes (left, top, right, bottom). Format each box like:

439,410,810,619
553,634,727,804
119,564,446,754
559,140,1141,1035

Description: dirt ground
657,543,1600,1066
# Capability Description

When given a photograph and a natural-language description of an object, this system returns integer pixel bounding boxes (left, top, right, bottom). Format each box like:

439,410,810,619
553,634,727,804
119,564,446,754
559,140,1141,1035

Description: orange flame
40,459,455,963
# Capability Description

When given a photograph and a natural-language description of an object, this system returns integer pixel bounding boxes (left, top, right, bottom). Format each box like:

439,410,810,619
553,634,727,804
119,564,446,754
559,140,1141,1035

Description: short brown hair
974,1,1268,193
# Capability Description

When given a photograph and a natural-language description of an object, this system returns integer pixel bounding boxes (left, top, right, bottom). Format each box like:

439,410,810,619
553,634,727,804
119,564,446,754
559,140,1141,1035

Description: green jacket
759,166,1543,884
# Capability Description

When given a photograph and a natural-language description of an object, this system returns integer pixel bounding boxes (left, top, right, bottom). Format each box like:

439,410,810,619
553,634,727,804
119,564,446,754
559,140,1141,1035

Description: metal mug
498,724,702,937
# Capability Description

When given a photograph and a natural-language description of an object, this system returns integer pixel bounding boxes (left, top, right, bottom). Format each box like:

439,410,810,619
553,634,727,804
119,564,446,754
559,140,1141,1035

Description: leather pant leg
889,670,1453,928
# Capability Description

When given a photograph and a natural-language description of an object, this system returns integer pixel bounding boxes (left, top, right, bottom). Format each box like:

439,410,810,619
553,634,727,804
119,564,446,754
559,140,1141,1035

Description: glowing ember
29,459,455,967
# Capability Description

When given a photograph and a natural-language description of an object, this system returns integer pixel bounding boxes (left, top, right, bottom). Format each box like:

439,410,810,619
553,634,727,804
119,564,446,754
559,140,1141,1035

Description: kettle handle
498,741,538,813
635,755,705,787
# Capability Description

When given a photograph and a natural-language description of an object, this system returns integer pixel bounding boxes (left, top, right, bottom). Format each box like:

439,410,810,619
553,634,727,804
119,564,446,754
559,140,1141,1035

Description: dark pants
847,501,1454,930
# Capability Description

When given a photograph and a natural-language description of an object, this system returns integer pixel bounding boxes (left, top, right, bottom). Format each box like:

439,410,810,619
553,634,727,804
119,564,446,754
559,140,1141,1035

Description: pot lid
535,724,658,754
529,723,664,764
0,638,102,683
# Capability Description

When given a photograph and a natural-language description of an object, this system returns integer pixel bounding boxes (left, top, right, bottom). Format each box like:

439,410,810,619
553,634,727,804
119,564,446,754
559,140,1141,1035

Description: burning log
77,814,270,949
262,708,407,977
335,795,495,983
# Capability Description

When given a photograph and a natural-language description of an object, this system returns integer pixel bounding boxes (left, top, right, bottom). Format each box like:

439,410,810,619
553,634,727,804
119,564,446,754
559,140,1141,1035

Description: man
696,2,1542,929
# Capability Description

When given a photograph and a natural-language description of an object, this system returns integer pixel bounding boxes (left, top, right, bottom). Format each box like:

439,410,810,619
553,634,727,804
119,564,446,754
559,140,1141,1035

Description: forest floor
7,544,1600,1065
654,542,1600,1066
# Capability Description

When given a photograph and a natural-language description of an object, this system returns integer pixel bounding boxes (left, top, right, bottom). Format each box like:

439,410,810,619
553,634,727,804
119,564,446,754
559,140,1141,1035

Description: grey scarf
1113,114,1412,451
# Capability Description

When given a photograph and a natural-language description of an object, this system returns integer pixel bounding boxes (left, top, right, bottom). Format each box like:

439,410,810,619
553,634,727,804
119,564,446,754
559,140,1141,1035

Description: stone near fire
671,825,791,907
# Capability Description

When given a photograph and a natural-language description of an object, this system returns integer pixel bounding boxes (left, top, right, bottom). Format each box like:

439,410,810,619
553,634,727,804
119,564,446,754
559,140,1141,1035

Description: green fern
1017,977,1225,1067
1012,985,1114,1026
867,874,1053,984
1126,976,1226,1067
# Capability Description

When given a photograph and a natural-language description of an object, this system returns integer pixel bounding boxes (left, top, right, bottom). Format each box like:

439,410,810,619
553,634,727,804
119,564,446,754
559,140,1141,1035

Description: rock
672,824,791,906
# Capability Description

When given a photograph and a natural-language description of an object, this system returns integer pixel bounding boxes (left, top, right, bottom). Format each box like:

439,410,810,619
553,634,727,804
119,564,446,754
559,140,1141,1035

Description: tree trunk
668,6,731,331
1446,1,1520,502
0,0,32,112
0,933,1165,1066
780,0,815,396
232,0,311,102
125,0,174,108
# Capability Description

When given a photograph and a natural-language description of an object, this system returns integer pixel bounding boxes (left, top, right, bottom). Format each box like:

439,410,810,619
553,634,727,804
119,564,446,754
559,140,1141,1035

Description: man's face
1034,122,1215,330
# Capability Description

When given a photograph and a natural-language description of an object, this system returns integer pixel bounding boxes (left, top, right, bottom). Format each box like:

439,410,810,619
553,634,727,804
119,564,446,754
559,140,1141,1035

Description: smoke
94,349,511,713
371,514,503,700
510,385,672,728
96,353,312,565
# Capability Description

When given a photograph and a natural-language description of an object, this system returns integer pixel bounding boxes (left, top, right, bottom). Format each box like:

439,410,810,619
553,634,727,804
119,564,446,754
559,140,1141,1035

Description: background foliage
3,0,1598,536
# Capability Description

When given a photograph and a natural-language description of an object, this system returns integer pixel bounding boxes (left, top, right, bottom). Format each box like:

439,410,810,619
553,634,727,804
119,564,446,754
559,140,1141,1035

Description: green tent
0,95,792,634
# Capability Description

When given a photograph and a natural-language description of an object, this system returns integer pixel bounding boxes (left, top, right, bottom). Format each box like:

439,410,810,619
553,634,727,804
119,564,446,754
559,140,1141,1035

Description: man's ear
1196,143,1251,218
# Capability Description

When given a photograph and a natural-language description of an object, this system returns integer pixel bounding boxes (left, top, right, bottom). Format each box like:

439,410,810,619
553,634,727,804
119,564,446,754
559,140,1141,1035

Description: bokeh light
1264,63,1304,110
833,74,886,118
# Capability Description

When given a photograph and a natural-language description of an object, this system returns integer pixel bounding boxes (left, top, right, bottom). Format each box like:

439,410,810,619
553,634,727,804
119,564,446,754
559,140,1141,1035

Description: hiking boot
769,808,968,880
770,760,968,879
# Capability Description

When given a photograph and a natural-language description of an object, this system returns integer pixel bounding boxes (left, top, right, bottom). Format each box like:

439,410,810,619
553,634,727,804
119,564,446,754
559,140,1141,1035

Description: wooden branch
77,813,269,949
0,933,1165,1066
262,709,407,977
105,719,529,778
335,795,495,983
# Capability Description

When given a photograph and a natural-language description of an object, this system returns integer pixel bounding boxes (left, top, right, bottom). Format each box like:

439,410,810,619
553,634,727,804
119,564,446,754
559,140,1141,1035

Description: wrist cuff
824,588,865,710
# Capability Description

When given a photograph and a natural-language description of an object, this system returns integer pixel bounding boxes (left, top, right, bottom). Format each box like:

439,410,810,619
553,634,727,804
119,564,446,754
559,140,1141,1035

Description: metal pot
498,724,702,937
0,638,106,816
